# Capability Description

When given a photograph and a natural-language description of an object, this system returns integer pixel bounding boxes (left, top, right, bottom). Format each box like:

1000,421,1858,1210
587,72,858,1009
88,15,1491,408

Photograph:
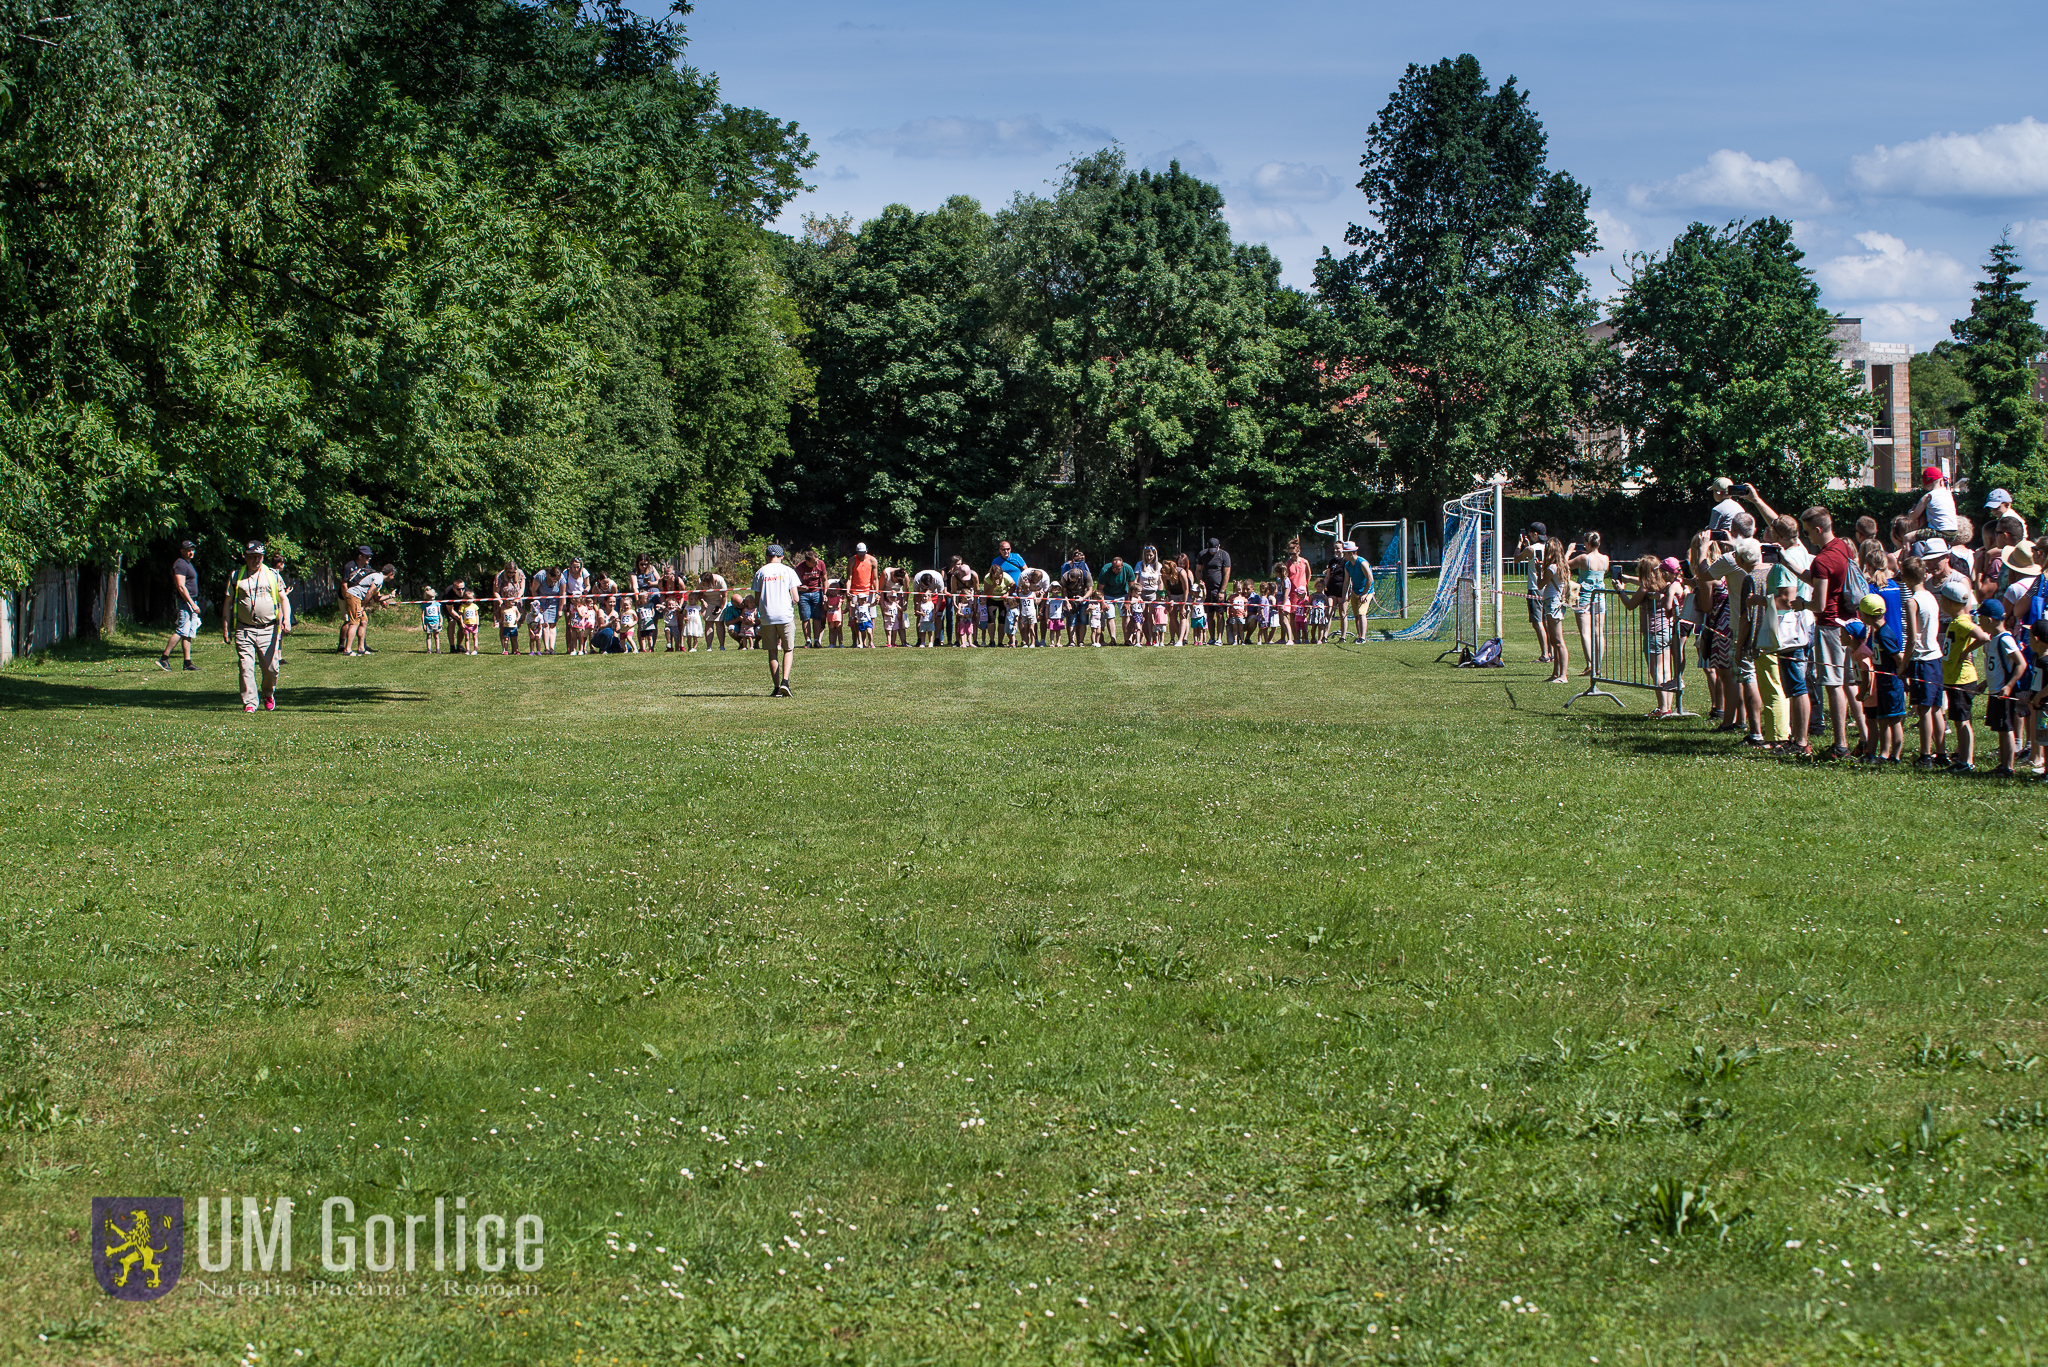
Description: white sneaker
1093,642,1101,648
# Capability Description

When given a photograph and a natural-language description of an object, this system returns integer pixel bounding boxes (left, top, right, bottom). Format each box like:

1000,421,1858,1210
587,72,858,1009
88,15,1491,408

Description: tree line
5,5,2043,595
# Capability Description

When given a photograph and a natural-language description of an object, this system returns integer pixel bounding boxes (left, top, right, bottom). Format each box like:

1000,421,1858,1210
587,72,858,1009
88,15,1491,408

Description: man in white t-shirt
752,544,802,697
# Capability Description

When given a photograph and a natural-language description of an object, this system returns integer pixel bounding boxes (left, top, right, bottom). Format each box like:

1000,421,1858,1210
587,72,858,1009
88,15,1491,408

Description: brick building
1830,317,1913,490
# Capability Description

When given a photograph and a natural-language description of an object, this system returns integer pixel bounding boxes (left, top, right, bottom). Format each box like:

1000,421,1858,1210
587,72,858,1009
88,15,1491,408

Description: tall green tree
0,0,354,586
987,151,1285,552
770,196,1022,553
1952,237,2048,519
1605,217,1873,508
1314,54,1602,506
1908,340,1971,440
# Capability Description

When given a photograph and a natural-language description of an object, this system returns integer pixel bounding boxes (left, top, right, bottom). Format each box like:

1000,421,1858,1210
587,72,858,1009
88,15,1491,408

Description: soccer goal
1384,481,1503,648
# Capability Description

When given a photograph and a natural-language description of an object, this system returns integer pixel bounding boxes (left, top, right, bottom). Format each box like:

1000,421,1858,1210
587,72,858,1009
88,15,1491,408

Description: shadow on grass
0,676,426,712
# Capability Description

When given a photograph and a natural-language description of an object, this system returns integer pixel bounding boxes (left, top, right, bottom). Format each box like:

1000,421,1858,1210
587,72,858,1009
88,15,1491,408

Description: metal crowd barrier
1564,587,1692,715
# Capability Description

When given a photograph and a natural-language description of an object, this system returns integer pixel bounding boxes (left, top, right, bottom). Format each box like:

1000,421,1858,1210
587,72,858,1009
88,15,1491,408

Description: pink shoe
263,696,276,711
244,704,257,713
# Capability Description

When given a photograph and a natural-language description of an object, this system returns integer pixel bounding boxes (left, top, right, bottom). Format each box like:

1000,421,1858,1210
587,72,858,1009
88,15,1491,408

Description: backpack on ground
1458,637,1504,668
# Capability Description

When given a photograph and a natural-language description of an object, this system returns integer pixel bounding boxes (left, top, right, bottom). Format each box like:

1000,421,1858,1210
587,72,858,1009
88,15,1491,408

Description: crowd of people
1517,469,2048,777
326,536,1385,659
154,534,1389,706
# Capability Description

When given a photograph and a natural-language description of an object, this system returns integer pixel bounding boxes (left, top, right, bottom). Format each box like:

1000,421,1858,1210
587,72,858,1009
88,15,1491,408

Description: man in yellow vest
222,540,289,712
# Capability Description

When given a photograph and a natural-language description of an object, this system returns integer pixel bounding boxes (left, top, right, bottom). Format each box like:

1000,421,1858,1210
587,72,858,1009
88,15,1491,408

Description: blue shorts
1871,673,1908,720
799,590,823,621
175,606,202,639
1911,660,1944,709
1779,646,1809,699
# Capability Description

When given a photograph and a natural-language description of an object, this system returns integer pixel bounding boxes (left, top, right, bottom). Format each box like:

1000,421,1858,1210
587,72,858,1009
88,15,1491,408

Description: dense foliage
1604,218,1874,508
8,15,2028,592
0,0,811,586
1952,238,2048,519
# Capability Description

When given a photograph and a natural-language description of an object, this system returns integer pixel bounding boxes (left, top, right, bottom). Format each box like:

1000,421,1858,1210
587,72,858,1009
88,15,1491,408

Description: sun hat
1937,580,1971,604
1979,597,2007,619
1909,537,1947,559
2001,544,2040,574
1857,593,1886,619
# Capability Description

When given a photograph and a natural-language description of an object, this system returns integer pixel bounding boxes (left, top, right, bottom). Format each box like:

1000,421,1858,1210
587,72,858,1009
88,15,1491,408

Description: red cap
1921,466,1944,483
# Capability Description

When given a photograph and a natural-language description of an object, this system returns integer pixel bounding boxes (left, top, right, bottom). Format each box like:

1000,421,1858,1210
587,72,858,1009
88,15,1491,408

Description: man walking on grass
754,544,802,697
223,541,289,713
156,539,204,672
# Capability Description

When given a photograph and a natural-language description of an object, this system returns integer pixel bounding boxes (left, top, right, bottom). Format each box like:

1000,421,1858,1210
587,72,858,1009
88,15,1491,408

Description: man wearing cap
847,542,879,597
1344,541,1375,642
155,540,204,672
338,546,374,654
222,541,289,712
341,553,396,657
752,544,802,697
1907,467,1961,537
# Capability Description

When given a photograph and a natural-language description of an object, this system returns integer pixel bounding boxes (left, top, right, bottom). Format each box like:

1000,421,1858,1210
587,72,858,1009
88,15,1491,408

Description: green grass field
1,612,2042,1365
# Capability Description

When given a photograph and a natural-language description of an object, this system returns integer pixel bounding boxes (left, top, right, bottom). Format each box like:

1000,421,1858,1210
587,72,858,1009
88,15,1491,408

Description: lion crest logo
92,1196,182,1300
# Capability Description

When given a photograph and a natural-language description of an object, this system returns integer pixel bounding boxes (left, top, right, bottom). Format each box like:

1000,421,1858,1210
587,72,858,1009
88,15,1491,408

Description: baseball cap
1985,487,2013,508
1979,597,2007,619
1921,466,1944,483
1937,580,1971,604
1660,556,1683,575
245,540,265,553
179,539,197,550
1527,521,1546,538
766,544,785,558
855,542,867,553
357,545,374,557
1711,476,1733,494
1857,593,1886,619
1207,537,1221,548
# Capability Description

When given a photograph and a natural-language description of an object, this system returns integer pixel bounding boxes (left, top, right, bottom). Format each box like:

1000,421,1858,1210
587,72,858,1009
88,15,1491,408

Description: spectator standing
795,549,828,647
990,540,1026,587
754,544,802,697
848,542,880,597
222,541,289,712
337,547,373,653
1515,524,1548,662
1794,508,1856,758
1343,543,1376,642
1196,538,1231,639
155,540,204,672
1321,547,1350,646
341,554,394,657
1098,554,1137,644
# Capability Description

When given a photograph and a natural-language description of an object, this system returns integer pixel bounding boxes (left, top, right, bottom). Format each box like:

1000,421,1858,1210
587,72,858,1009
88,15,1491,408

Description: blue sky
679,0,2048,350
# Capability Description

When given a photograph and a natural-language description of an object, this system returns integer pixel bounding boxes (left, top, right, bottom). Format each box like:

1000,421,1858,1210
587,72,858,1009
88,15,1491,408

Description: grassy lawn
0,614,2042,1365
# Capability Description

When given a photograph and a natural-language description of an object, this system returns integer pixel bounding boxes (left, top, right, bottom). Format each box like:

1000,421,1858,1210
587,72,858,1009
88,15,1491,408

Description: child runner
682,592,705,652
1087,587,1105,647
421,587,444,654
1979,599,2026,776
853,593,874,648
916,591,936,647
498,594,521,656
1849,594,1906,763
1937,579,1981,771
459,591,481,655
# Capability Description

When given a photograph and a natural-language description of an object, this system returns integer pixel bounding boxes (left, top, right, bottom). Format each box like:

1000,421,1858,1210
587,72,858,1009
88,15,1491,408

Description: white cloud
828,164,858,181
2014,219,2048,259
1247,161,1339,203
831,115,1113,160
1144,141,1218,178
1853,302,1949,346
1628,149,1835,214
1851,117,2048,198
1588,208,1639,254
1220,202,1310,238
1814,232,1970,300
